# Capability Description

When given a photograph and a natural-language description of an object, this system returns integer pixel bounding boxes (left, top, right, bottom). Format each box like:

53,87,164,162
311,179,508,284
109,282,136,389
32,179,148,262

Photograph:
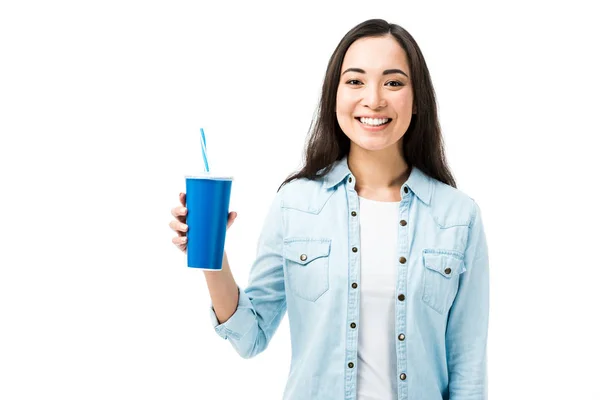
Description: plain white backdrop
1,1,599,399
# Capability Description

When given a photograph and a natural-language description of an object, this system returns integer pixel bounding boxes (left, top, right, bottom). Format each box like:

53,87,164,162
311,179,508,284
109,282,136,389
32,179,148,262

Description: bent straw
200,128,210,173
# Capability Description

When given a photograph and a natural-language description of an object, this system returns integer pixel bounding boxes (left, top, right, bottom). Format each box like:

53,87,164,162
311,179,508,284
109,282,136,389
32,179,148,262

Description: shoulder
277,177,333,214
428,178,480,228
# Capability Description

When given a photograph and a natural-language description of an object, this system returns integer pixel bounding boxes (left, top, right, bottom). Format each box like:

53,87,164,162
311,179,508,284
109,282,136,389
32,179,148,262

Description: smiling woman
171,18,489,400
336,35,415,149
279,19,453,195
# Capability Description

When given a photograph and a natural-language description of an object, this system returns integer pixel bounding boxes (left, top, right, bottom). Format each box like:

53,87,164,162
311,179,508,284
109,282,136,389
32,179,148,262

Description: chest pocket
422,249,466,315
283,238,331,302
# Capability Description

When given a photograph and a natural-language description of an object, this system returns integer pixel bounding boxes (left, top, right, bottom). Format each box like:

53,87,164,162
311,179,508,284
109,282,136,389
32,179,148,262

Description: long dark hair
278,18,456,192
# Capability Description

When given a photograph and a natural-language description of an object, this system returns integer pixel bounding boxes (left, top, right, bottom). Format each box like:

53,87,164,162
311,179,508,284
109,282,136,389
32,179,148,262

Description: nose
362,84,386,110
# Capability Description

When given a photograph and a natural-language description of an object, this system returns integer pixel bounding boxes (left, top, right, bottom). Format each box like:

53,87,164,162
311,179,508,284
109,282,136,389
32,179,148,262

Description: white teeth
359,117,390,126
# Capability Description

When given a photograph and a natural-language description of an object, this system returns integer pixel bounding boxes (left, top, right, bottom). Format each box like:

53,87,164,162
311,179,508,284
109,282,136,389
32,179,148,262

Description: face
336,35,415,154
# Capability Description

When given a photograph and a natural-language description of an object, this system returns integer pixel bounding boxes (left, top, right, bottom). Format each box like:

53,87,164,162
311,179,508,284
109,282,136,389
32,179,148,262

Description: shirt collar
322,156,433,205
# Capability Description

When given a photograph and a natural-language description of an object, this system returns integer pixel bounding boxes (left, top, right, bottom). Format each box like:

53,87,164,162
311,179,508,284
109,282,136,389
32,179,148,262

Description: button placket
344,173,360,390
396,188,411,390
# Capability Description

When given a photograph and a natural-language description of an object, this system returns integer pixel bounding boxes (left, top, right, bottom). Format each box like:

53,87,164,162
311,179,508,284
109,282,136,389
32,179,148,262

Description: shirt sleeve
446,199,490,399
207,189,287,359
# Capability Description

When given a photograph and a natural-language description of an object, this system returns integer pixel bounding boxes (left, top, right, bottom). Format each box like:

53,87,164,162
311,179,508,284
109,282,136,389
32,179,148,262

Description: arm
203,251,239,325
207,189,287,359
446,199,490,399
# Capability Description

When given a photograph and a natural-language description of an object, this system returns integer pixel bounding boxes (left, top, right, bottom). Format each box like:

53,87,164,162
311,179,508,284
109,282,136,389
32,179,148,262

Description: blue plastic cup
184,175,233,270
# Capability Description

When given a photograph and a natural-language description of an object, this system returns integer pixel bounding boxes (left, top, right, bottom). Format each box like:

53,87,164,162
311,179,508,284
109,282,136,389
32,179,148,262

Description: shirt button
399,256,406,264
400,373,406,380
351,211,357,217
398,333,405,341
349,177,353,183
398,294,405,301
403,187,408,194
445,267,452,274
400,220,407,226
348,362,354,368
350,322,356,328
300,254,307,261
351,283,358,289
352,247,358,253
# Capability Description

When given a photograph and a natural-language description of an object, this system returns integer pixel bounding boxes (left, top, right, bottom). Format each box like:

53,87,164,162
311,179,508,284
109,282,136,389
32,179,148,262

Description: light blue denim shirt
209,156,489,400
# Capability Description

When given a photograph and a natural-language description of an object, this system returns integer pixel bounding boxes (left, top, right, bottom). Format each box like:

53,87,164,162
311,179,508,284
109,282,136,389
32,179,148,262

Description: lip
355,115,392,119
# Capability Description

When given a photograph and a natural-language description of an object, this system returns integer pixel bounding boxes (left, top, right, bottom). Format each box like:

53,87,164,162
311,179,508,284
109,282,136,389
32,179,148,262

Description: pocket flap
283,239,331,265
422,249,466,278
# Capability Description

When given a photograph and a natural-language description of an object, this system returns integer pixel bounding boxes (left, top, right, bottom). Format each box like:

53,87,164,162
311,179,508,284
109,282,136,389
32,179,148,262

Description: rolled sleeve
209,286,257,341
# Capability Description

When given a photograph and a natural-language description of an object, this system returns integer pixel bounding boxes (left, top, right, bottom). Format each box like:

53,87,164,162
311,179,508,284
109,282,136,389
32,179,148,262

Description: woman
170,18,489,400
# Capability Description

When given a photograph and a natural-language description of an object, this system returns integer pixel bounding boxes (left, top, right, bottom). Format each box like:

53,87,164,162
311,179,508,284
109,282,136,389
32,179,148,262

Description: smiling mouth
354,117,392,127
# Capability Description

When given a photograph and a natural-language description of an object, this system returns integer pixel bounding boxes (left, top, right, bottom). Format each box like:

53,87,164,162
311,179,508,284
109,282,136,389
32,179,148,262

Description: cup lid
184,174,233,180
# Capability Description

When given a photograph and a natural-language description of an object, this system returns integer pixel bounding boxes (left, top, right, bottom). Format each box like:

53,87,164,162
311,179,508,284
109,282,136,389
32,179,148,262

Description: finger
169,220,188,236
171,205,187,223
172,236,187,245
180,192,186,206
172,236,188,246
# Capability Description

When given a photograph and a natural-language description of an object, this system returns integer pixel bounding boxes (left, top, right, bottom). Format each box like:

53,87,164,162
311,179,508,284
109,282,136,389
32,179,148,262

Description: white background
1,1,599,399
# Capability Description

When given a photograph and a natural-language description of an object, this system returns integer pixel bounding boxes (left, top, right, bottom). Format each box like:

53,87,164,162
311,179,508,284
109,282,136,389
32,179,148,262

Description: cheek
336,87,355,114
391,91,413,112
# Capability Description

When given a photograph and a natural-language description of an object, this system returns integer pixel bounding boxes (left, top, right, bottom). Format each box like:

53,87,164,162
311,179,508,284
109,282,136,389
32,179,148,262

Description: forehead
341,35,409,72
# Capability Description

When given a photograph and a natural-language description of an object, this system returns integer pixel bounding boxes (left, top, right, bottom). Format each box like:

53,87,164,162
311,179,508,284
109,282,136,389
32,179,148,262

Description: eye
386,81,404,87
346,79,362,86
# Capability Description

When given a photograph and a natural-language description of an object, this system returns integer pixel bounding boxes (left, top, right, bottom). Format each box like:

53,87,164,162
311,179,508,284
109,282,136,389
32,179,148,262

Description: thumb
226,211,237,230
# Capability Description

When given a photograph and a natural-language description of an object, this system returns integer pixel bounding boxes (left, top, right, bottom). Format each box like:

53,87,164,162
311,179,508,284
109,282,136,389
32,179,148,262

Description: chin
353,139,395,153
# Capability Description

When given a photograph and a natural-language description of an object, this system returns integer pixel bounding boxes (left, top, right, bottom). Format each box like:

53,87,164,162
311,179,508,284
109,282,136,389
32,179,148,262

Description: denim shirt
209,156,489,400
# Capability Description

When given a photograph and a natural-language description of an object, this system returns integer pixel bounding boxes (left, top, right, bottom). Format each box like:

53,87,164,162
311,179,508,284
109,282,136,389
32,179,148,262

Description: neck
347,145,410,194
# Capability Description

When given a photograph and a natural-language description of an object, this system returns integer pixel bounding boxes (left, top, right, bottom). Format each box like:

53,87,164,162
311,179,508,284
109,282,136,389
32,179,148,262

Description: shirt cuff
208,286,257,341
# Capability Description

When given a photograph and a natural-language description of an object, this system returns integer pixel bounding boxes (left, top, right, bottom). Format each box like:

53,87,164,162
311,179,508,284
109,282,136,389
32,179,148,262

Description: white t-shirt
356,195,400,400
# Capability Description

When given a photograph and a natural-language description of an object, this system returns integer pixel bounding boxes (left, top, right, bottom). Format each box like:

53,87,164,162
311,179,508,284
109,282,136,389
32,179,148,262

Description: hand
170,192,238,254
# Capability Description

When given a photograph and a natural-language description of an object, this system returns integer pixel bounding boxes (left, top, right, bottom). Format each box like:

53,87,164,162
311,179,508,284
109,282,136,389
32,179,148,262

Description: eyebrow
342,67,409,78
